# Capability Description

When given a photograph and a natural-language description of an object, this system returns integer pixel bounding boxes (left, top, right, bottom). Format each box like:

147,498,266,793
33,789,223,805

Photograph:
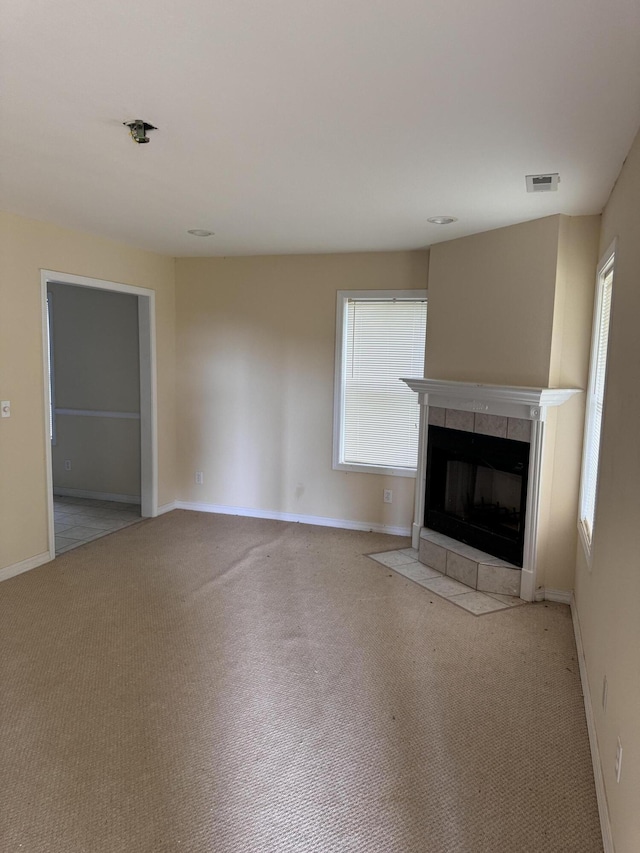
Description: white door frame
40,270,158,559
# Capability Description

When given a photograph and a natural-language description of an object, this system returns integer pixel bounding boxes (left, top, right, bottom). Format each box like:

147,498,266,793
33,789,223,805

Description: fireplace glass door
425,426,529,566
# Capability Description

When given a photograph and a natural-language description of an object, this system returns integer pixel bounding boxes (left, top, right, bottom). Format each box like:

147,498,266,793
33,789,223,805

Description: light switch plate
1,401,10,418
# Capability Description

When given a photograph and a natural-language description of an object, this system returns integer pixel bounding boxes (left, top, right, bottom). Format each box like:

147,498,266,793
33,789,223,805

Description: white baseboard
542,587,573,605
174,501,411,536
570,594,614,853
533,587,573,604
54,487,141,504
157,501,178,515
0,551,52,583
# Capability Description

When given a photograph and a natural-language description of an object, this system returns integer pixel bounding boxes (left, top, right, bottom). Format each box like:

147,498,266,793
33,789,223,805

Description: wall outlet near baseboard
383,489,392,504
195,471,204,485
64,459,72,471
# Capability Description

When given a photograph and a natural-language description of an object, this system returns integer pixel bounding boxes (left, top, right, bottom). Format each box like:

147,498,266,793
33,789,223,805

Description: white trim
533,587,572,604
334,462,417,478
401,378,580,420
542,587,573,605
411,402,431,549
41,284,56,561
157,501,178,515
333,289,427,477
40,271,159,555
53,487,140,504
42,269,155,298
46,291,57,445
577,519,594,570
0,551,52,583
54,408,140,419
578,238,616,567
138,293,158,518
175,501,411,536
520,419,545,602
570,594,614,853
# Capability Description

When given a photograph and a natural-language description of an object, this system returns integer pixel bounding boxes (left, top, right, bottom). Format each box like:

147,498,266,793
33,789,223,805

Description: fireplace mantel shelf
401,378,581,420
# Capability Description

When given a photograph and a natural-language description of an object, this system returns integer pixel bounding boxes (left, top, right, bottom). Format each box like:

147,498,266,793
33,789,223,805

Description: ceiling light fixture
123,119,157,144
427,216,458,225
187,229,215,237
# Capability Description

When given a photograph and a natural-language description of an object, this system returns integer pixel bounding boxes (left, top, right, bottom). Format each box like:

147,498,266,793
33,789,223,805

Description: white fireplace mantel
401,378,582,601
401,378,580,422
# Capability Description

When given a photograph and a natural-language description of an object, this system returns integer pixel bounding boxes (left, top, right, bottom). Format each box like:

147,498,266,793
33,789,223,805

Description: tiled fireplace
401,379,579,601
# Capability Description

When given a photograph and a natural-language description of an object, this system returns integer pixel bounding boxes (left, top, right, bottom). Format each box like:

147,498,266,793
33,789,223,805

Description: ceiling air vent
525,173,560,193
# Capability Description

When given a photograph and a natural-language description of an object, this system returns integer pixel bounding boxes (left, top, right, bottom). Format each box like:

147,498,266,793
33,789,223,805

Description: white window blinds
580,257,614,545
341,297,426,470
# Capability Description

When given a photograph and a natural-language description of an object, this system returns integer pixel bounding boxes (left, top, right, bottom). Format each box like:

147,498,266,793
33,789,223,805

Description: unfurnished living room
1,2,639,852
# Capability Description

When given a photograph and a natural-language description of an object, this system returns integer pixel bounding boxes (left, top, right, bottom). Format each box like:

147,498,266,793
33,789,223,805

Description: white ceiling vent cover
525,173,560,192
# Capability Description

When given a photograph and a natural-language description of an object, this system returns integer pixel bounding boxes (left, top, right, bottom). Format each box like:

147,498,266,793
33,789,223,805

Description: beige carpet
1,511,603,852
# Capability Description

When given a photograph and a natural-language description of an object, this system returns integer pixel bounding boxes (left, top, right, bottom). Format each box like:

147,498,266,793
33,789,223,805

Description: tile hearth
419,529,521,596
367,548,523,616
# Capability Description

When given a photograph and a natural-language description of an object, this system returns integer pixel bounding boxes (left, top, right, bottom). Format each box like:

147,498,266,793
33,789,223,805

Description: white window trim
578,238,616,565
332,289,427,478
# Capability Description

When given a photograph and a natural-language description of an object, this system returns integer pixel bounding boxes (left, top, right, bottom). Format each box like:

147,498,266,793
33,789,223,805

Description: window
578,241,615,557
333,290,427,476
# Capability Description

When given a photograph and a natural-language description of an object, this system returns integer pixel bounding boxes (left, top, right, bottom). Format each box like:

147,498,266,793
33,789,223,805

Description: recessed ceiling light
187,229,215,237
427,216,458,225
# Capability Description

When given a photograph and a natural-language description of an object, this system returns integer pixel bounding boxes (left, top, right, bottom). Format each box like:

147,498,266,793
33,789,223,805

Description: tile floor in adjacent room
54,496,142,555
368,548,524,615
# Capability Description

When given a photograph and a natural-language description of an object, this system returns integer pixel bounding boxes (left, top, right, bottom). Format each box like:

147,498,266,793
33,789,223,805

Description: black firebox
424,426,530,567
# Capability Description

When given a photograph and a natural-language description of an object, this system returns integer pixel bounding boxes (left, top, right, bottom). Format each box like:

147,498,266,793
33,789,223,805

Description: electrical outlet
602,675,608,712
195,471,204,485
383,489,393,504
64,459,72,471
615,738,623,783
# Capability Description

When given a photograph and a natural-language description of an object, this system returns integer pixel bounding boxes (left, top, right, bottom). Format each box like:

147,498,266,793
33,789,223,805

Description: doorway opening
41,271,158,560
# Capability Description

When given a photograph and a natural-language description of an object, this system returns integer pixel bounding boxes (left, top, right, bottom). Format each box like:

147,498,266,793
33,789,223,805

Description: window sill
577,519,593,570
334,461,417,478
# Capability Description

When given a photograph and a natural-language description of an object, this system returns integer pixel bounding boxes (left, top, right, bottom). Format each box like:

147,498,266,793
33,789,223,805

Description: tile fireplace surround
401,379,580,601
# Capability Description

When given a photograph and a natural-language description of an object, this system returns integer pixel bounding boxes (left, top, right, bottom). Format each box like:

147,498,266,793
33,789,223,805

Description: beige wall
175,251,428,529
426,216,561,386
426,213,600,591
48,283,141,497
537,216,601,591
574,128,640,853
0,212,176,569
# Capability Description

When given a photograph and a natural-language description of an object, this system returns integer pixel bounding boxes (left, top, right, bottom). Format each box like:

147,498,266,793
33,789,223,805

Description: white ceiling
2,0,640,257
